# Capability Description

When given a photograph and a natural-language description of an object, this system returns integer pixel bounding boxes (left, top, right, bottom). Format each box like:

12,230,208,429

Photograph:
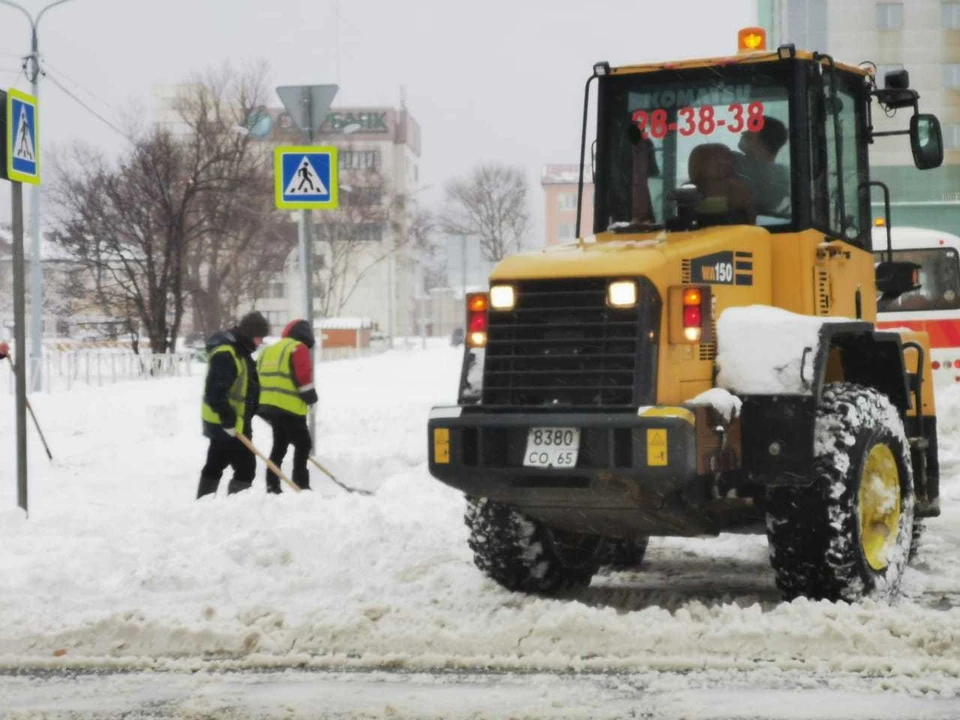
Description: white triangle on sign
284,156,327,196
13,105,35,162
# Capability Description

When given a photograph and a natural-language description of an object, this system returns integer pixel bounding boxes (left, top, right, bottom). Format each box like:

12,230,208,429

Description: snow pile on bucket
716,306,848,395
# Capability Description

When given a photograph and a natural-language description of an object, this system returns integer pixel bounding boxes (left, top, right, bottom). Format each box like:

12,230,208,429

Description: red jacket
284,320,316,404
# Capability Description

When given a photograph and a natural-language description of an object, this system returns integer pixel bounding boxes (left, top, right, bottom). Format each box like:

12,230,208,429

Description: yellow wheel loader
428,28,944,602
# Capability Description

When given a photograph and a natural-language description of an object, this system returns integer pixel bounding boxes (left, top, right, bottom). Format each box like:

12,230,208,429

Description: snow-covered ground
3,343,960,717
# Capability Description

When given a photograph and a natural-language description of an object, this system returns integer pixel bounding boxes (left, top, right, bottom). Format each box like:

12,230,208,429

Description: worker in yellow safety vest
197,311,269,499
257,319,318,492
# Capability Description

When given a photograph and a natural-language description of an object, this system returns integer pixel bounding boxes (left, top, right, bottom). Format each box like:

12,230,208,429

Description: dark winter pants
266,414,312,491
197,433,256,498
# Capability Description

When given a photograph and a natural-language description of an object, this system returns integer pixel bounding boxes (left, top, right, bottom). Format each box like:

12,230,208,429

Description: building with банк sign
241,103,424,341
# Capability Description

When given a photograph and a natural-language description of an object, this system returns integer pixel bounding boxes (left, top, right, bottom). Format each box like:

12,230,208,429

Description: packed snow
716,306,848,395
3,342,960,715
688,387,743,422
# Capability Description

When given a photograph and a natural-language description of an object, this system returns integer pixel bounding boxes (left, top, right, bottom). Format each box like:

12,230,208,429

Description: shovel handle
236,432,300,493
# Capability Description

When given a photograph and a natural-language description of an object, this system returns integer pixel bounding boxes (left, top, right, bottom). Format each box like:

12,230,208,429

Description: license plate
523,427,580,468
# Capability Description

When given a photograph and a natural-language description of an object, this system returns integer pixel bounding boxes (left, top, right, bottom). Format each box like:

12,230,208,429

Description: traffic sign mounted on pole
276,85,338,135
6,88,39,185
274,145,338,210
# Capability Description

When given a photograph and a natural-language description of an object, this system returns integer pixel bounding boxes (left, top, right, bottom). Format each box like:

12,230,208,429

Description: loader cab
587,42,943,252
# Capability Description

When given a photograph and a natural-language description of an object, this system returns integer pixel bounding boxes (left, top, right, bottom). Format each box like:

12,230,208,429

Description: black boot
196,474,219,499
227,478,253,495
266,482,282,495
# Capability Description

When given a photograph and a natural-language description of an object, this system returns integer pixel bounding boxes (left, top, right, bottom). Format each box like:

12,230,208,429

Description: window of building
339,150,381,170
557,193,578,211
945,64,960,89
944,2,960,29
558,223,576,240
268,282,285,299
347,186,382,207
351,223,383,243
263,310,284,332
785,0,827,51
876,2,903,29
942,124,960,150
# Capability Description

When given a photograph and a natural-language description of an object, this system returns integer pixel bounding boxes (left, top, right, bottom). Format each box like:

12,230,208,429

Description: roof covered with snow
871,225,960,252
541,163,592,186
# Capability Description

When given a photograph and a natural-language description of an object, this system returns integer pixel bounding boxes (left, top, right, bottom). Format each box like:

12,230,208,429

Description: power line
41,57,119,115
43,70,129,140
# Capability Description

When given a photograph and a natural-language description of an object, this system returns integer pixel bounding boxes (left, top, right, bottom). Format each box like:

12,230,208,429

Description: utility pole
0,0,73,393
296,110,316,443
12,181,27,512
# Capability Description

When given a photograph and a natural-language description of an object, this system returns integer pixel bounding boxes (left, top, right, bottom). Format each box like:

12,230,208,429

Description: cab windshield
596,63,794,232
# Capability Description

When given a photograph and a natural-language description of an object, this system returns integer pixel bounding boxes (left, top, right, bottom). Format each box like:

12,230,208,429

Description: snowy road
4,668,960,719
3,343,960,717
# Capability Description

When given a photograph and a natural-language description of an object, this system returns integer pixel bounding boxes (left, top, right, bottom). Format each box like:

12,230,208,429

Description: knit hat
237,311,269,340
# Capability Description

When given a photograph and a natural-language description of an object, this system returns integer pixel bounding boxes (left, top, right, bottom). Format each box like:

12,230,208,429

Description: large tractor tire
600,537,650,569
465,497,602,594
765,383,915,602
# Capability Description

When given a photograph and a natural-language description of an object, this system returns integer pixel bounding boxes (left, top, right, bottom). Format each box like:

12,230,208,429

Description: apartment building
541,164,595,246
758,0,960,230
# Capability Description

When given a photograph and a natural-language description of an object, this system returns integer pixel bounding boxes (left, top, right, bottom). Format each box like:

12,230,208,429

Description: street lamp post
0,0,73,393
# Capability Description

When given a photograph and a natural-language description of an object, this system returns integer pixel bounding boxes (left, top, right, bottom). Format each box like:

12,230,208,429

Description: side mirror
910,114,944,170
876,260,921,300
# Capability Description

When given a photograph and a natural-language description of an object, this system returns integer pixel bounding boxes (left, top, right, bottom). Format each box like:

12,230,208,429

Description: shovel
307,455,373,496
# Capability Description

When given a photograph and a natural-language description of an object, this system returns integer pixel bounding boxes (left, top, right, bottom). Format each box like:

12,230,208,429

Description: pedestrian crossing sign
274,146,338,210
6,89,39,185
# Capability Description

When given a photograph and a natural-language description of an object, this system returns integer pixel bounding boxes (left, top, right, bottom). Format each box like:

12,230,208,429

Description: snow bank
715,306,847,395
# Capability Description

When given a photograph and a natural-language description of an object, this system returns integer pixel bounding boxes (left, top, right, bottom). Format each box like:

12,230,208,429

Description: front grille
482,277,660,409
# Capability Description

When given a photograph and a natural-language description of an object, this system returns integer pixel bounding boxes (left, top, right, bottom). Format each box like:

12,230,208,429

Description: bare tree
441,164,530,262
173,61,296,336
51,61,294,351
51,137,195,352
405,206,446,290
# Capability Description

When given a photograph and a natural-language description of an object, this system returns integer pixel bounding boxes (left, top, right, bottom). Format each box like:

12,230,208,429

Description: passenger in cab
733,116,790,217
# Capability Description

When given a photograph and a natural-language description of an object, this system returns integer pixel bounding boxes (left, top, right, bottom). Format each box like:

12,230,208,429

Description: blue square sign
6,88,39,184
274,146,338,210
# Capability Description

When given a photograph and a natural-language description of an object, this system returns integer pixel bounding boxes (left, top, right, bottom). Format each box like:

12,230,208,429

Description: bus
875,225,960,386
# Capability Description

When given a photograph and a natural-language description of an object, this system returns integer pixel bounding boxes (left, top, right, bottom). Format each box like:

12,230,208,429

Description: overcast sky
0,0,756,233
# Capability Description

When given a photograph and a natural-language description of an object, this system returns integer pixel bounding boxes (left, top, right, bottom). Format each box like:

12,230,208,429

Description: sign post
3,87,40,514
274,84,338,444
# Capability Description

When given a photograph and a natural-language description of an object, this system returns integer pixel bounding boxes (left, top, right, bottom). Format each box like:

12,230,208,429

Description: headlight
607,280,637,308
490,284,516,310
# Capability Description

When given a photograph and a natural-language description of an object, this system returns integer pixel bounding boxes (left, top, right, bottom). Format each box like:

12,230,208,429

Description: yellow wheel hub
858,443,902,571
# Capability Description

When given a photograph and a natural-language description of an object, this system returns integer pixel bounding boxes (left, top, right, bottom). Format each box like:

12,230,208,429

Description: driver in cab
733,116,790,217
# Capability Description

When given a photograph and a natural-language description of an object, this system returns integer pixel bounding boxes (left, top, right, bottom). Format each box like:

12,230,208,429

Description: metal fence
1,350,196,394
0,342,396,394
